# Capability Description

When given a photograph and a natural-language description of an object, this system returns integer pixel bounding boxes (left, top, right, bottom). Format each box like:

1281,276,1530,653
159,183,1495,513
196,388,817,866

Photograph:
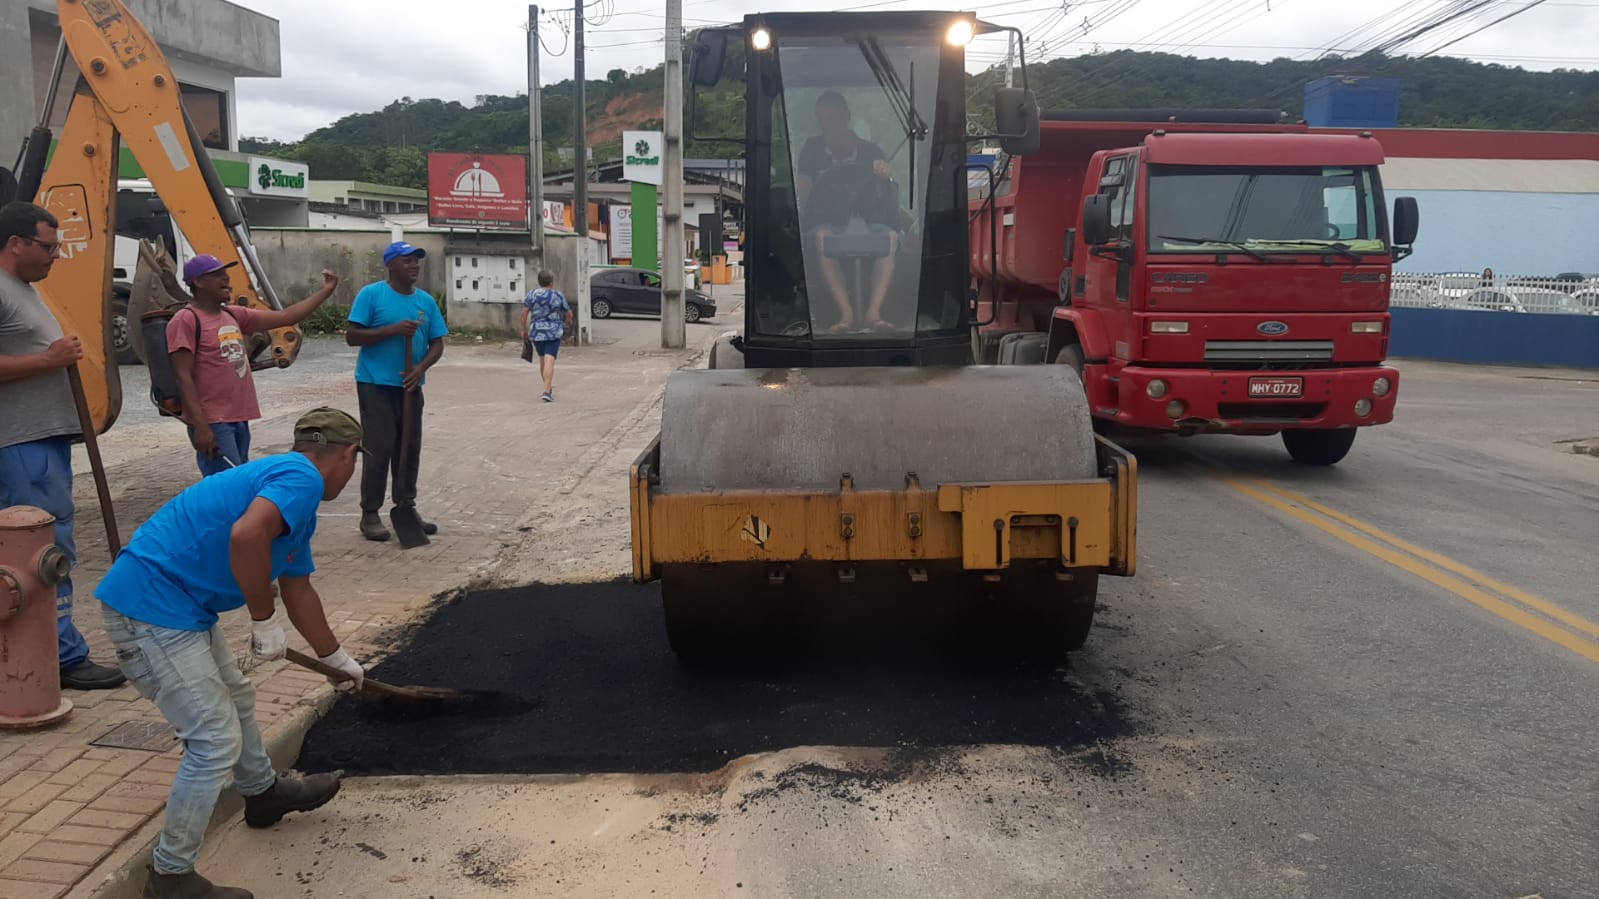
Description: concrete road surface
196,359,1598,899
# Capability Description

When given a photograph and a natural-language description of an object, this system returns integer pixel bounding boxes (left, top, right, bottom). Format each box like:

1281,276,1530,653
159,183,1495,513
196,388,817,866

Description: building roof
1379,158,1599,193
26,0,282,78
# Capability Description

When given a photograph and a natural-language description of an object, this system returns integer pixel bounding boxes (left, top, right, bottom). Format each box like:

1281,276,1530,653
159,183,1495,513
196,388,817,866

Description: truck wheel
1052,343,1110,435
1282,428,1357,466
111,291,139,366
1052,343,1085,381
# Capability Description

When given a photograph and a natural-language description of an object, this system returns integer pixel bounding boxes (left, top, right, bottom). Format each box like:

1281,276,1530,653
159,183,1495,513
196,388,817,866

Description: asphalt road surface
203,360,1598,899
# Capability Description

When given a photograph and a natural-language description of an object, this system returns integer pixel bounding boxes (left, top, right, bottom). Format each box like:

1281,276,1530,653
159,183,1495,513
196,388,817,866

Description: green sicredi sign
256,163,306,191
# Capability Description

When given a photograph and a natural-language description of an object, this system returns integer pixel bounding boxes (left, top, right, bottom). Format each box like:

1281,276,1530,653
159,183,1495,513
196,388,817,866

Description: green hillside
241,49,1598,190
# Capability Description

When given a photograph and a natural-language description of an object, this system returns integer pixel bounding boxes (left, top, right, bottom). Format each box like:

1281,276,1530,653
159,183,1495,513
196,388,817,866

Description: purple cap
182,254,239,283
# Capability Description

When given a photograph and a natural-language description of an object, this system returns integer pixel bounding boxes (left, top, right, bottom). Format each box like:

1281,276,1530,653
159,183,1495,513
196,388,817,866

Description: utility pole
527,5,544,255
572,0,592,345
573,0,587,242
660,0,686,348
1005,32,1015,88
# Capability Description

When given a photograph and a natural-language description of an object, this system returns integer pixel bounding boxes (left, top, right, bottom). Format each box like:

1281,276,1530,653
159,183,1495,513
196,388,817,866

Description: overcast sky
234,0,1599,142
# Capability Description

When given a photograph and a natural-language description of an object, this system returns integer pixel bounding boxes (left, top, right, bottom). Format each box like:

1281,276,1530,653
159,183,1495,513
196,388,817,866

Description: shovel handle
67,363,121,556
283,647,413,701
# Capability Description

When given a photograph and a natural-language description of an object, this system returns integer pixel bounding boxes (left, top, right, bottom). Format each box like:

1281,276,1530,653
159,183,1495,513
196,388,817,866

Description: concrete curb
74,690,338,899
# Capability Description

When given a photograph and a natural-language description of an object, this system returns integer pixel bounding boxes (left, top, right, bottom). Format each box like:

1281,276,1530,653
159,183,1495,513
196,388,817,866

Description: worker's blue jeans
188,421,251,477
0,437,91,668
100,606,277,875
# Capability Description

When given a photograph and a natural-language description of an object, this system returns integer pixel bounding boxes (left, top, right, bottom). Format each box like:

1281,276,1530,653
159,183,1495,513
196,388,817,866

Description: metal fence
1390,272,1599,315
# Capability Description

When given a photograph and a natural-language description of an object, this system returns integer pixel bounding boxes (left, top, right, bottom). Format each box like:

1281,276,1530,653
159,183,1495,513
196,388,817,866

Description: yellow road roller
630,11,1136,662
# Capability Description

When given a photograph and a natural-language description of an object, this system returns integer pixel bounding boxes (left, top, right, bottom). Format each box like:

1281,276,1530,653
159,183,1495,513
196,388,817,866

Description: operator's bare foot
829,320,855,333
868,319,895,331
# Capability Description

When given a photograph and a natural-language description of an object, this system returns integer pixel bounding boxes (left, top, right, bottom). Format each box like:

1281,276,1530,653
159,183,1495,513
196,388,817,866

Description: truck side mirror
1063,228,1076,264
1082,195,1112,246
1392,196,1418,247
994,88,1040,156
690,30,729,87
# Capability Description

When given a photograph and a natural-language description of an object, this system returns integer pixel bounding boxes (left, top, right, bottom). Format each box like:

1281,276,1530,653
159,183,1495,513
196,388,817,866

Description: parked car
589,268,717,323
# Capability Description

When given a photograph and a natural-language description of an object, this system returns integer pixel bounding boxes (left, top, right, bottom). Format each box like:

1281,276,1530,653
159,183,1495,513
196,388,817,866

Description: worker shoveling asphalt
93,408,373,899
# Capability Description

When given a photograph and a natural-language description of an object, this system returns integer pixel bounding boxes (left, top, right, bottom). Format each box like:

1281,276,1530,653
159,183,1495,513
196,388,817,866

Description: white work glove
249,612,287,663
318,647,365,693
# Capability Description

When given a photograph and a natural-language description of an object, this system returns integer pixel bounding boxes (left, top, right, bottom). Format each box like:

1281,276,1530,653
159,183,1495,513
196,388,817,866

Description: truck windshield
1146,165,1384,255
751,31,967,341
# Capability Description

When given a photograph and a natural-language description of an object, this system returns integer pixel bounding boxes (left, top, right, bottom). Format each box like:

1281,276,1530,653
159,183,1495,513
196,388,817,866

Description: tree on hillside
260,49,1597,187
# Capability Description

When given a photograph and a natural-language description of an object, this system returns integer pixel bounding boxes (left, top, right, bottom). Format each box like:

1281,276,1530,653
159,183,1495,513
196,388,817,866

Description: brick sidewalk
0,320,713,898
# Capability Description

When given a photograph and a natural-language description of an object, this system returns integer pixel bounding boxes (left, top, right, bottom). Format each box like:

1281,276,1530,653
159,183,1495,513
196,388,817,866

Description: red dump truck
970,110,1419,465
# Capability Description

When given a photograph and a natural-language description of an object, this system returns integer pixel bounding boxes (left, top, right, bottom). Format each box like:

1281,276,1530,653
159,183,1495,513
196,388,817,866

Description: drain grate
90,720,179,752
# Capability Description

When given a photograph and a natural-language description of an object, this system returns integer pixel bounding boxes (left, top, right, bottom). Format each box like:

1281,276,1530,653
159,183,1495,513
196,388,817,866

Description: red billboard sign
426,152,529,230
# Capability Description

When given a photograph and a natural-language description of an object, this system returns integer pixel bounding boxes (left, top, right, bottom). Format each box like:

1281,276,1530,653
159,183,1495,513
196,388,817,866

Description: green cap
293,407,366,453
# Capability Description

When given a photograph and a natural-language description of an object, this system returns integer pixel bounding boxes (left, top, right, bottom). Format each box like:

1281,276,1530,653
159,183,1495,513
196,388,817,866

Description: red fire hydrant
0,506,74,729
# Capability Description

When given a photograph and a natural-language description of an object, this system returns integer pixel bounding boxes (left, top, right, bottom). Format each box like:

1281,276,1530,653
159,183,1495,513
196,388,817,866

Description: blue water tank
1304,77,1401,129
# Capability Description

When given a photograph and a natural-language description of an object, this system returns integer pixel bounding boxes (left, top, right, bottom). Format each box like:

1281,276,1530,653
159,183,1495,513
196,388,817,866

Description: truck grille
1204,340,1335,363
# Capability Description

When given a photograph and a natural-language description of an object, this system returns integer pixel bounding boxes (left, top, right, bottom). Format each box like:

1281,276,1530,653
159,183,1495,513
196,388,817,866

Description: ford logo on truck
1257,321,1289,336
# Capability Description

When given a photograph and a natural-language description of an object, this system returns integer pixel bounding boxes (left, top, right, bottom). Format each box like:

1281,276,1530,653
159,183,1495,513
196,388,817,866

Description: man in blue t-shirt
345,241,449,542
95,407,369,899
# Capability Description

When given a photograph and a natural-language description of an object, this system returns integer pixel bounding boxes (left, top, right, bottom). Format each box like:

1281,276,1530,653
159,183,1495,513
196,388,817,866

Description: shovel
390,316,429,549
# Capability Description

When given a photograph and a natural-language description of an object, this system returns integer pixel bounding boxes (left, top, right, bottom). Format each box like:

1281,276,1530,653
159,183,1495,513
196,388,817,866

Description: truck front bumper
1104,365,1399,433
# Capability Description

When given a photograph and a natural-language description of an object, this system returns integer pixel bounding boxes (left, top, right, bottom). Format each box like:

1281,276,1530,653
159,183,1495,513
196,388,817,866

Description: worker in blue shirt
345,241,448,542
95,407,369,899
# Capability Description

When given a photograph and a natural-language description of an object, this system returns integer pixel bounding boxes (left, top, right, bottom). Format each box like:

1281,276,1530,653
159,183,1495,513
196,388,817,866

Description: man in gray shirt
0,201,125,689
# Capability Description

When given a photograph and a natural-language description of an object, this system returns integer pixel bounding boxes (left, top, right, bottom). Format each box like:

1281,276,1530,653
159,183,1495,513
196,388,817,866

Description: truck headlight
1166,400,1186,420
751,28,772,50
946,20,974,46
1354,398,1373,417
1372,377,1391,397
1146,379,1168,399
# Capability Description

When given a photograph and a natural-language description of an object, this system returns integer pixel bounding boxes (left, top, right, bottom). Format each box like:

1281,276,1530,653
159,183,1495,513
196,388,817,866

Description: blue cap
383,241,426,266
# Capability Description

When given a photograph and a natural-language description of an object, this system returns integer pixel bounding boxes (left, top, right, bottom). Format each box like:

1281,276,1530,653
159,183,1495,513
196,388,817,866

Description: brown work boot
142,866,252,898
243,771,341,828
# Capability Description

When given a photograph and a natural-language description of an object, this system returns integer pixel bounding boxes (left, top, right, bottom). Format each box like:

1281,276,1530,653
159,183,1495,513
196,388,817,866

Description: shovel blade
390,505,429,549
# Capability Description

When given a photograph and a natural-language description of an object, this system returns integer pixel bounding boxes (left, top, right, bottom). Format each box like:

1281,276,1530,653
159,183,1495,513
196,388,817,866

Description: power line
1417,0,1556,55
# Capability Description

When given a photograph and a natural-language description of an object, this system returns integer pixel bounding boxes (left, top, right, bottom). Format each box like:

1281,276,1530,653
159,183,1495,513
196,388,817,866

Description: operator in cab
793,90,903,332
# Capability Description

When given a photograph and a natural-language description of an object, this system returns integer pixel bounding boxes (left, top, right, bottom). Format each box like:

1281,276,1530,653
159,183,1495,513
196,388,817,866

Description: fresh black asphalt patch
296,579,1139,776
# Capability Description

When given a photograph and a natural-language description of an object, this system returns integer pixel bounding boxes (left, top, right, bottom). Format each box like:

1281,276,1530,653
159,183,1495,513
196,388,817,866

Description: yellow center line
1249,479,1599,641
1221,478,1599,665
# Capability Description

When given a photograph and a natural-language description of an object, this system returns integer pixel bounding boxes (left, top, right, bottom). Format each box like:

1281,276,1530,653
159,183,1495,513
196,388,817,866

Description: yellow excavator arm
16,0,303,434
